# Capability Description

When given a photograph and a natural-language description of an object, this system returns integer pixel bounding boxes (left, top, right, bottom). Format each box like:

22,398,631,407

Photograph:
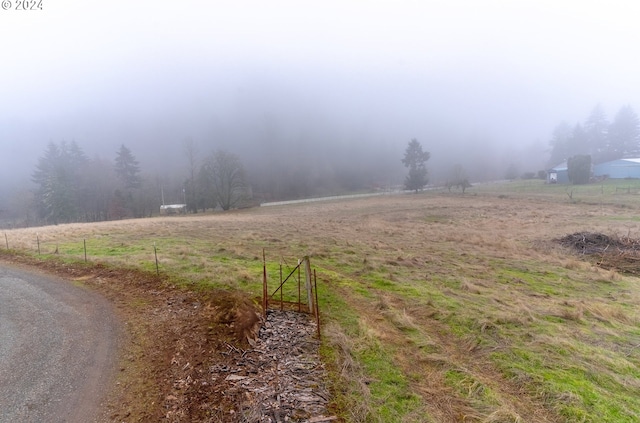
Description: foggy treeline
548,104,640,167
14,140,259,226
5,100,638,228
0,133,409,227
0,127,529,228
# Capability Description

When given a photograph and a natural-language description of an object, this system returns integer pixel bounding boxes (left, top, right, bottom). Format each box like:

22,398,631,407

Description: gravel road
0,263,120,423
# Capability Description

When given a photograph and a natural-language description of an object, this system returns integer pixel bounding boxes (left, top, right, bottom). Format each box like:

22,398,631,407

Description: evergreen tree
567,154,591,184
31,141,87,224
583,104,609,163
567,123,589,157
113,144,142,217
114,144,141,190
547,122,572,167
607,105,640,160
401,138,430,192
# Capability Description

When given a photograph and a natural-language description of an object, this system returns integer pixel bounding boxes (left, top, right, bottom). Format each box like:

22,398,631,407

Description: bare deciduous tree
183,137,199,213
200,150,251,211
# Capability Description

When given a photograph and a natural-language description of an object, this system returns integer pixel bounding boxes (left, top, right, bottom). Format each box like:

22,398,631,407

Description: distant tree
109,189,127,219
7,186,35,227
196,165,216,211
548,121,573,167
138,174,162,218
450,164,467,182
606,105,640,161
504,163,519,180
567,123,589,157
113,144,142,217
567,154,591,184
200,150,251,211
77,156,117,222
114,144,141,190
183,137,199,213
31,141,87,224
446,164,471,193
584,104,609,163
401,138,430,192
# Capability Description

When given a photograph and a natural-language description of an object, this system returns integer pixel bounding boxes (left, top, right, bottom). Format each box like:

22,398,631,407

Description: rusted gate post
262,249,267,318
314,269,321,339
304,256,314,314
297,263,301,312
279,261,283,310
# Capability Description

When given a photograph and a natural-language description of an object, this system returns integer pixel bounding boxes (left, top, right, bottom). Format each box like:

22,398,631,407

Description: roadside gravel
0,263,120,423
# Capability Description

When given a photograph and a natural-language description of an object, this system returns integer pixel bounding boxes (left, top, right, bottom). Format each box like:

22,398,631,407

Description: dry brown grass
5,192,640,422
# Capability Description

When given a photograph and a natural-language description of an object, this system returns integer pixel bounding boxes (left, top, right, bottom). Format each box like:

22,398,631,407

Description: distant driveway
0,263,119,423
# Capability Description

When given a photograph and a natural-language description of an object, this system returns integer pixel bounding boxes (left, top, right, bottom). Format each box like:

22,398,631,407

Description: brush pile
556,231,640,275
556,232,640,255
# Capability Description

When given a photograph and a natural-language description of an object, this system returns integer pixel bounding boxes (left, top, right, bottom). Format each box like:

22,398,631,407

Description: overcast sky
2,0,640,186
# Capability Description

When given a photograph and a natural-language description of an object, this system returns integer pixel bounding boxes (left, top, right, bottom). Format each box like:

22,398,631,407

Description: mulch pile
213,310,334,422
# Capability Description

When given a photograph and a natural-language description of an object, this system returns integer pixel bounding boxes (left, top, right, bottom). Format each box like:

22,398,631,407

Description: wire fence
2,233,321,328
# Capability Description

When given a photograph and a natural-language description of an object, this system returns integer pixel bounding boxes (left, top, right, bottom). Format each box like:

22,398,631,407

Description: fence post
262,249,267,318
279,262,283,310
84,239,87,262
154,242,159,275
297,263,301,313
4,233,8,250
314,269,321,339
37,234,40,255
304,256,313,314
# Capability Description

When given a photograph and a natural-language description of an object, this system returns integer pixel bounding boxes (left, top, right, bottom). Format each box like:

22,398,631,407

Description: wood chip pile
214,309,334,423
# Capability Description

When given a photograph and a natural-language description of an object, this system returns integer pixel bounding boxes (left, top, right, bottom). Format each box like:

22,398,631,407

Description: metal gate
261,251,321,338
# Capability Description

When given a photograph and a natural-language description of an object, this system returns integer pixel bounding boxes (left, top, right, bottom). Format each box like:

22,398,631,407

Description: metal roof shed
547,161,569,184
593,158,640,179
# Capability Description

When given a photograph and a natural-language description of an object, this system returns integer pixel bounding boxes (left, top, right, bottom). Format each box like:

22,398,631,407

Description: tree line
548,104,640,167
26,140,250,226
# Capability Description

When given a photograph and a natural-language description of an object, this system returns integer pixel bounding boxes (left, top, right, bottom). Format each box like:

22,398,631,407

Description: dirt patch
0,252,330,422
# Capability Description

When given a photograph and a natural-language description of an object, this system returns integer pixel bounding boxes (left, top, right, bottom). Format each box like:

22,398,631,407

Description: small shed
593,158,640,179
547,161,569,184
160,204,186,215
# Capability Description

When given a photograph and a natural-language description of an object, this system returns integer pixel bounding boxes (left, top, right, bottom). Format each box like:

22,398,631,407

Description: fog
2,1,640,213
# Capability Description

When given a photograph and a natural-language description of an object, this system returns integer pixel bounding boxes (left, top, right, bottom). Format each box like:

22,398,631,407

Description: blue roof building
547,161,569,184
593,158,640,179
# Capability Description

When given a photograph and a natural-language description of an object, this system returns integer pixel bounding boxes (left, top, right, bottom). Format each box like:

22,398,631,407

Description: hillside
3,185,640,422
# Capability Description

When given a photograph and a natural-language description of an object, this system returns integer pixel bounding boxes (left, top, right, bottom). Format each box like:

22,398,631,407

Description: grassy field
5,180,640,422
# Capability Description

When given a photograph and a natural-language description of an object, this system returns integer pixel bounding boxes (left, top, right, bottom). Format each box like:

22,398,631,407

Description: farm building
547,161,569,184
593,158,640,179
160,204,186,215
